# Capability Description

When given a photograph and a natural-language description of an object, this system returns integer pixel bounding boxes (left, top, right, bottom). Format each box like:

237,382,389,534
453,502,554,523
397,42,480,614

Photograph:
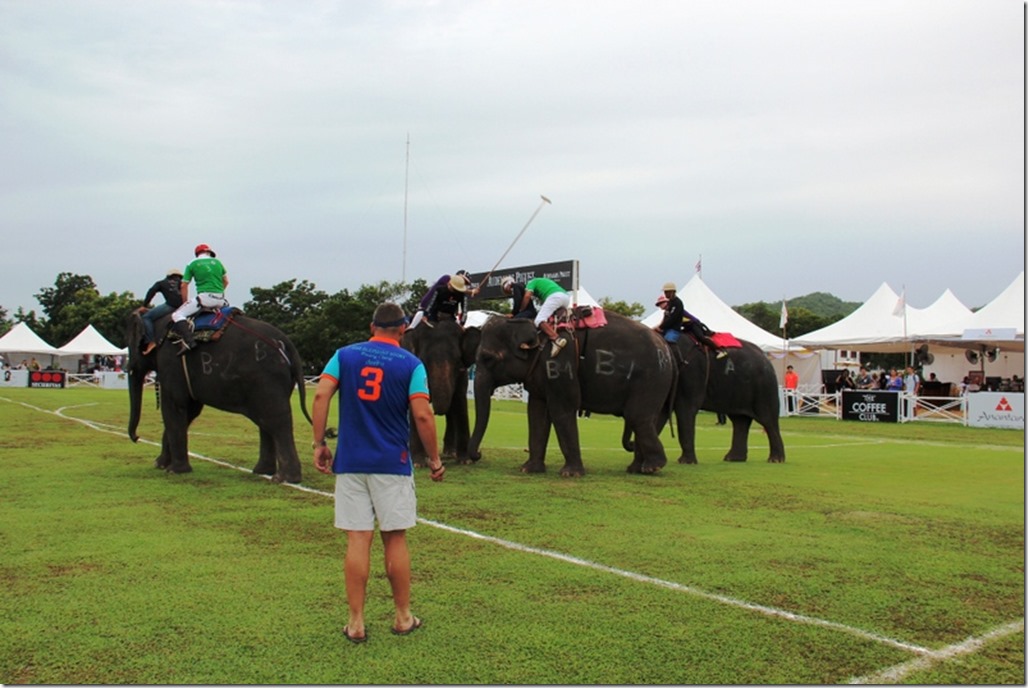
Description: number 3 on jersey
358,366,384,401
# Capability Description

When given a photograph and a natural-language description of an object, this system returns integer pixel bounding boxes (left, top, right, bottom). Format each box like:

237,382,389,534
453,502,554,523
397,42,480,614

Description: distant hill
732,292,861,337
785,292,861,319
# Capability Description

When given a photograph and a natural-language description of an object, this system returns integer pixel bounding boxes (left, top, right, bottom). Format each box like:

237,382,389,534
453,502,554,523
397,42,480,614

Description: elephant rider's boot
539,321,567,358
170,320,196,356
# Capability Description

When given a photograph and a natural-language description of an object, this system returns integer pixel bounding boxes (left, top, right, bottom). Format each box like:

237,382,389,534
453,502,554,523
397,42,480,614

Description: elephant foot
272,473,302,484
677,455,698,465
252,465,276,476
767,455,786,463
166,463,193,474
723,454,748,462
154,455,170,469
558,464,585,478
520,460,547,474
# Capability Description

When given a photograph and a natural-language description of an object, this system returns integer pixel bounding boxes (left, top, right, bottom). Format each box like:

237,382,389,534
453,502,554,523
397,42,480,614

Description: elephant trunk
428,361,455,416
127,367,145,443
468,367,495,462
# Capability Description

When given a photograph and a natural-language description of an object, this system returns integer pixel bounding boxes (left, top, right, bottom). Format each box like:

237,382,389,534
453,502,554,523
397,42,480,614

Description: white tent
571,286,600,308
58,324,127,356
640,275,789,353
930,271,1024,353
0,322,59,363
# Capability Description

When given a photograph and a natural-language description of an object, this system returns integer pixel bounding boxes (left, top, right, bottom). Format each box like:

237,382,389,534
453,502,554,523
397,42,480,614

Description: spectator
311,302,445,644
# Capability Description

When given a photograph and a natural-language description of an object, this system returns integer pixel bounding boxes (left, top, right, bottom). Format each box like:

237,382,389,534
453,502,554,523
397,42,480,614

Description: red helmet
194,243,216,257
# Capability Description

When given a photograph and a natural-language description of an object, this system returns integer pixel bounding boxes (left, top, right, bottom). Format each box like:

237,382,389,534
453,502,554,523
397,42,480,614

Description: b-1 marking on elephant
469,312,676,476
126,309,312,483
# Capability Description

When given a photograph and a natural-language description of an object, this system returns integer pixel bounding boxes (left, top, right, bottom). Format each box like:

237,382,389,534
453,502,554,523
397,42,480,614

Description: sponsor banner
470,260,578,301
1,369,29,387
840,390,899,423
967,392,1025,429
28,370,66,389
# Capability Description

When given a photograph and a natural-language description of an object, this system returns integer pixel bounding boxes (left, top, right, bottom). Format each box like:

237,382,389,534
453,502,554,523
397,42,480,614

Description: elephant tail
285,337,314,426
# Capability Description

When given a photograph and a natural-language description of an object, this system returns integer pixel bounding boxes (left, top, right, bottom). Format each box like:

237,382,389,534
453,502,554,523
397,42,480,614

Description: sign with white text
840,390,899,423
966,392,1025,429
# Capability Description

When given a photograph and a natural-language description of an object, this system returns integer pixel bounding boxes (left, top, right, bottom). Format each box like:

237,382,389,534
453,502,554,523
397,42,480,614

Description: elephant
670,335,785,464
126,308,312,483
401,314,481,465
468,310,677,477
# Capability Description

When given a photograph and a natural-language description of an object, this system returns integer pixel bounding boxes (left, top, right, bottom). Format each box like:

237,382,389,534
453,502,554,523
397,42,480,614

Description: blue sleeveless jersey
321,337,430,476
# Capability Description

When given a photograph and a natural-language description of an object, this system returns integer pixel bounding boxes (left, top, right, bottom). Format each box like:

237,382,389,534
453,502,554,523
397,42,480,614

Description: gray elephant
671,335,785,463
401,315,481,465
126,308,311,483
468,311,676,476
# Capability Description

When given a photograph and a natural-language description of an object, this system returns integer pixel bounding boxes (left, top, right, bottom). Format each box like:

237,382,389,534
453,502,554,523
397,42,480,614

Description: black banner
28,371,66,389
469,260,578,301
840,390,899,423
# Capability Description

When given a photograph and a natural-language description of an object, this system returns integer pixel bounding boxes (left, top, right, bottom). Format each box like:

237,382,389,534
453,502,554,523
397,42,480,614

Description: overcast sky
1,0,1023,321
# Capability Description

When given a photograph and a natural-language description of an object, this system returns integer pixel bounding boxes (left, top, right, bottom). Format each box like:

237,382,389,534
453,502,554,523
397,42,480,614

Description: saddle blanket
710,332,743,348
192,307,235,331
575,306,607,329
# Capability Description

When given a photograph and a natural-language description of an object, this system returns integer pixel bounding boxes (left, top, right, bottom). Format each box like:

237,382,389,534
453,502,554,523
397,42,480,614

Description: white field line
7,396,1023,680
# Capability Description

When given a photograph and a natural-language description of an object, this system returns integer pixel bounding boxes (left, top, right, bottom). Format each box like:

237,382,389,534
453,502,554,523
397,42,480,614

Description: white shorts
334,473,417,532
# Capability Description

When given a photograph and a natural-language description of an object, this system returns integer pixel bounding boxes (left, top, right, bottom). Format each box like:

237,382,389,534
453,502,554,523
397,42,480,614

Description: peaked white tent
640,275,788,352
932,271,1024,352
791,283,920,353
58,324,127,356
0,322,59,359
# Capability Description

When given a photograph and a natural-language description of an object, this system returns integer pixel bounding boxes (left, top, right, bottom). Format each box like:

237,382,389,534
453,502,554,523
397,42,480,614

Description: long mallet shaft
480,195,551,287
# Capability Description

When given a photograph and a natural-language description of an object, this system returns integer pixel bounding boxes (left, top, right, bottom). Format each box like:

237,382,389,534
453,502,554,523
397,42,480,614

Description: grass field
1,386,1024,684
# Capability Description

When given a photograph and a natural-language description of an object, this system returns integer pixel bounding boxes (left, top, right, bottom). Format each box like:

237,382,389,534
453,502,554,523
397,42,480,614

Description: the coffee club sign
840,390,899,423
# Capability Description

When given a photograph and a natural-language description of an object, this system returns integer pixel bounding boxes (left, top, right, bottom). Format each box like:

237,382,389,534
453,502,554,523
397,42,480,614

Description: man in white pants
170,243,229,354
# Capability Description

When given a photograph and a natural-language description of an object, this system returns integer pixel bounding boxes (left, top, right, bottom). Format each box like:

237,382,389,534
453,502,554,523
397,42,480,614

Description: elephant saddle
551,305,608,332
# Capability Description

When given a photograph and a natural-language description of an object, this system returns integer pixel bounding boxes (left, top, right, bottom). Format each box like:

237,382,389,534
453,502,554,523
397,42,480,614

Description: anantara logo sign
28,371,66,388
967,392,1025,429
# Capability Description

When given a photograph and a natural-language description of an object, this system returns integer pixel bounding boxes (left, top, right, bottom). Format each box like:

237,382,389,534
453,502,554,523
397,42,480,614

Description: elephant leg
441,418,457,460
630,418,668,475
162,402,201,474
154,430,172,469
675,404,700,464
761,416,786,463
521,397,549,473
272,429,303,484
253,428,277,476
450,401,472,465
550,408,585,477
724,415,752,462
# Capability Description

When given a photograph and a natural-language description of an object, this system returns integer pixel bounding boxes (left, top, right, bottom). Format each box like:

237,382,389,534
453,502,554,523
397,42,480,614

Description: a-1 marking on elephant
468,311,676,476
126,308,312,483
671,336,785,464
401,314,482,465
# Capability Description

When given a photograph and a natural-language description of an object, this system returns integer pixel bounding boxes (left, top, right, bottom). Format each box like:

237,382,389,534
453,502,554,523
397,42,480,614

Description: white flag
779,301,788,329
892,292,906,317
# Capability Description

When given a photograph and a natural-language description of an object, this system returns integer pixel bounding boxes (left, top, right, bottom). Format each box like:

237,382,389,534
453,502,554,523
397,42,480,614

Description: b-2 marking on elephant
126,309,311,483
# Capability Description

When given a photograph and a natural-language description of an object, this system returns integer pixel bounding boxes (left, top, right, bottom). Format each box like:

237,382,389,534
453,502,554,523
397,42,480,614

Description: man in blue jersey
311,302,445,644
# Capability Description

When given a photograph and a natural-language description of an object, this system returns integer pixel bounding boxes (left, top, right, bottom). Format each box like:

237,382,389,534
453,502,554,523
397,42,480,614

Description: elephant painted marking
401,315,481,465
469,312,676,477
126,309,312,483
671,336,785,464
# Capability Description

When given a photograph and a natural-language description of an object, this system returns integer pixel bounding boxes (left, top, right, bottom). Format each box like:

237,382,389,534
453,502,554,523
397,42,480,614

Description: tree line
0,272,854,375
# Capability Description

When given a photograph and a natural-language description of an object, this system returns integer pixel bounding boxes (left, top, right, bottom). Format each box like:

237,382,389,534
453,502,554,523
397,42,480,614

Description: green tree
35,273,100,344
0,305,9,336
598,297,645,319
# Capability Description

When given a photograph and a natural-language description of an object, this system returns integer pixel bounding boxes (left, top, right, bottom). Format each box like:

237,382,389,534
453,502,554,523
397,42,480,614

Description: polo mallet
478,195,552,289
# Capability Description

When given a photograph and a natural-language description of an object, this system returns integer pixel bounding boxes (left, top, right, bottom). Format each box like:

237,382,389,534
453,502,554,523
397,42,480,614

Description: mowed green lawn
1,386,1023,685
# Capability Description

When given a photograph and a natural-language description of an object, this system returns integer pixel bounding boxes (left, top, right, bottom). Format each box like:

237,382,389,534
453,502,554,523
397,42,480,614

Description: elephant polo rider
501,276,538,320
170,243,229,355
657,281,725,359
505,276,570,357
140,267,184,355
410,271,471,329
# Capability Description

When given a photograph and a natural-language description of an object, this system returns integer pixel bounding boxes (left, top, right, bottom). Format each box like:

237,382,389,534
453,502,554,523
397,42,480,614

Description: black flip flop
391,617,423,636
343,626,367,644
